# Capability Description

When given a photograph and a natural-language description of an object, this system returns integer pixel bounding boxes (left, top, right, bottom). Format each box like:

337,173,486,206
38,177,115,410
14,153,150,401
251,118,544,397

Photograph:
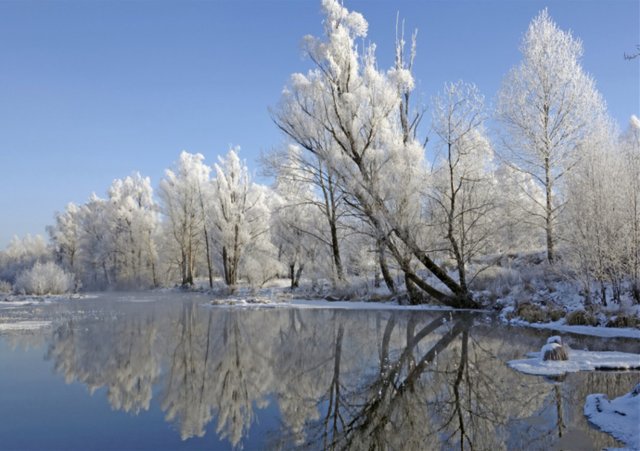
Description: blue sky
0,0,638,248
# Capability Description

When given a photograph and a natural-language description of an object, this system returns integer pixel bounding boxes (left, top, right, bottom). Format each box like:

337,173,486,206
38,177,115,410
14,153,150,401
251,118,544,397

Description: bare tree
431,81,496,291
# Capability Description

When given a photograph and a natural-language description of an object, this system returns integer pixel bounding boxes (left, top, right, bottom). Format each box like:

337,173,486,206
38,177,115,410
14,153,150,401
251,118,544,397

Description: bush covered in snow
14,262,74,295
0,235,51,284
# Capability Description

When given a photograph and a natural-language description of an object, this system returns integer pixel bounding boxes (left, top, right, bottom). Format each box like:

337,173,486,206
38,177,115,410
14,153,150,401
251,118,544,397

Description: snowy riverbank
584,384,640,450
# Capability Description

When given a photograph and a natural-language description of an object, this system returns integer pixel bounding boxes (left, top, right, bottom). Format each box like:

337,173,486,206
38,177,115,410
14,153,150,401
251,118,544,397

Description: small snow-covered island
0,0,638,449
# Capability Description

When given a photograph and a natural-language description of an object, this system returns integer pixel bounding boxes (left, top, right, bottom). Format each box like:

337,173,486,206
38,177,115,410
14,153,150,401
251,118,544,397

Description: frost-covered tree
568,116,640,304
275,0,475,307
620,116,640,301
565,122,625,304
0,234,50,285
492,163,546,253
74,194,111,288
106,173,159,288
431,81,497,290
211,148,279,291
265,145,345,287
159,152,210,286
48,203,81,275
497,9,607,263
47,174,160,290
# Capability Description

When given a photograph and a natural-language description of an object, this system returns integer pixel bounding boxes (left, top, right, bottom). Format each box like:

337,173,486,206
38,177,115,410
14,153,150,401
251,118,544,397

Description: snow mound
584,383,640,449
0,321,52,331
508,349,640,376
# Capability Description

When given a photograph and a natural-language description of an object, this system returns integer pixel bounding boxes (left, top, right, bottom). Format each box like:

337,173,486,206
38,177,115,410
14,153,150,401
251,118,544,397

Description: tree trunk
203,226,213,289
294,264,304,288
289,263,299,289
222,246,230,286
181,248,189,286
545,158,555,264
405,272,423,305
378,240,395,293
329,214,344,283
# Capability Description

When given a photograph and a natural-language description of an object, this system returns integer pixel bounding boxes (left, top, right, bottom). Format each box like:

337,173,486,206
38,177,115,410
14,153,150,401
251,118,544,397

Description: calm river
0,292,637,450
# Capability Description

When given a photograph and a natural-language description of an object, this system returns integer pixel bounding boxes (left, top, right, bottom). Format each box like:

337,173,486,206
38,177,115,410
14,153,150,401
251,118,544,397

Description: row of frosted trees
44,151,277,292
6,1,639,305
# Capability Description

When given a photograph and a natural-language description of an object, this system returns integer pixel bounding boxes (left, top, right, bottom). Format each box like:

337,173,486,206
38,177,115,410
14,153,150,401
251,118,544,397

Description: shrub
515,303,549,323
0,280,12,293
548,308,565,321
542,343,568,361
470,266,521,293
565,309,598,326
606,314,640,329
14,262,74,295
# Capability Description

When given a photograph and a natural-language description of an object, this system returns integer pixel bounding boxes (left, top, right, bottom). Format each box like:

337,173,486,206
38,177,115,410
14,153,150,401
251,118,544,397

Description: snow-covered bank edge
584,384,640,450
508,349,640,376
0,320,52,331
0,293,95,306
504,317,640,339
205,295,640,338
206,297,486,312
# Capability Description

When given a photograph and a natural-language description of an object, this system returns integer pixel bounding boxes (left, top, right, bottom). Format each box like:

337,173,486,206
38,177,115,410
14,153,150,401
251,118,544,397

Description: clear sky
0,0,638,248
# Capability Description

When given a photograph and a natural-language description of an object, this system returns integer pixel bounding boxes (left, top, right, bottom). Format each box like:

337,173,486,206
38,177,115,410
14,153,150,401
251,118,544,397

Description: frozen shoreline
584,384,640,450
0,320,51,331
508,349,640,376
505,318,640,339
206,296,640,339
2,290,639,340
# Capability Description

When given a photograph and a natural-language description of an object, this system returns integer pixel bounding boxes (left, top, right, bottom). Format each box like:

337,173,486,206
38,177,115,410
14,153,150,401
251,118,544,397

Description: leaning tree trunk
378,239,396,294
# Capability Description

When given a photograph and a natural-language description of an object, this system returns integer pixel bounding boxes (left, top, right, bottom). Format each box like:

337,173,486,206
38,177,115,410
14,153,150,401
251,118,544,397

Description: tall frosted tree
565,123,624,304
159,152,210,286
497,9,606,263
269,147,328,288
275,0,476,307
48,203,81,275
106,173,159,288
211,148,278,291
620,116,640,301
431,81,496,291
263,144,347,286
77,194,111,288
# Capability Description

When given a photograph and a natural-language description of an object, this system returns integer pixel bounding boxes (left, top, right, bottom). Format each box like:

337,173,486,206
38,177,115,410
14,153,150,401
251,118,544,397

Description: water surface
0,293,637,450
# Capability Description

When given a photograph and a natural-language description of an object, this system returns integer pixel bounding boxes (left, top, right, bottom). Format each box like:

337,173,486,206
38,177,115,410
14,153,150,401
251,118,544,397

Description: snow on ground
508,349,640,376
0,320,52,331
289,299,463,311
206,297,483,312
116,297,159,303
584,383,640,450
0,299,45,307
0,294,94,307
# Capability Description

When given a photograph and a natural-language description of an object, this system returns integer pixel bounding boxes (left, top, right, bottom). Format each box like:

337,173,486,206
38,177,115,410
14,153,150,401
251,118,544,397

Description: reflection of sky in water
0,294,636,450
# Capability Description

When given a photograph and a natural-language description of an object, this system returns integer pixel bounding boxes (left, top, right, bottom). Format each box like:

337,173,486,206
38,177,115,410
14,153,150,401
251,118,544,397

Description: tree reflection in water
44,303,637,449
46,314,159,414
